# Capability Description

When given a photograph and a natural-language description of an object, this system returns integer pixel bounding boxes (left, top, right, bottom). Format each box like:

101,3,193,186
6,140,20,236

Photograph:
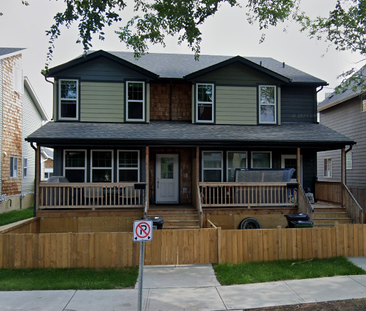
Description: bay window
227,151,247,182
91,150,113,182
202,151,223,182
64,150,86,182
251,151,272,169
118,150,140,182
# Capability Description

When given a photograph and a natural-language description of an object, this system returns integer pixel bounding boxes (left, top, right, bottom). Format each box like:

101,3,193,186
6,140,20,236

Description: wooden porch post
341,147,346,206
196,147,200,184
35,145,41,213
146,146,150,212
296,148,301,185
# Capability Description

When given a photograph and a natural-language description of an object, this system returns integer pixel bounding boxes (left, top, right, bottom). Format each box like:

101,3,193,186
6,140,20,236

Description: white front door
156,154,179,204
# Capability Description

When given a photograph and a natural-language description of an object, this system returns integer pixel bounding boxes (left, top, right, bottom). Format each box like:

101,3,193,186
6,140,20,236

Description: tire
239,217,261,229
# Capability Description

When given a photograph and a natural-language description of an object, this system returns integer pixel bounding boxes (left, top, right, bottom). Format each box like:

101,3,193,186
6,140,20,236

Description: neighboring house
26,50,355,230
318,64,366,209
41,147,53,181
0,48,48,213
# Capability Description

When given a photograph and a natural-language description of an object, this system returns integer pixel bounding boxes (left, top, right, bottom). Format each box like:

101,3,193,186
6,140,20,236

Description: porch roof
26,121,354,150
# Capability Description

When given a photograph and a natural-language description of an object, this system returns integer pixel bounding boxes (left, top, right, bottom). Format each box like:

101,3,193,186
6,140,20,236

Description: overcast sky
0,0,363,118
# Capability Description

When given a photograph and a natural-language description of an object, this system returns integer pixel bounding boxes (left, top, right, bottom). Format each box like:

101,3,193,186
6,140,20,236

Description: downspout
345,145,353,185
44,76,54,120
30,142,37,217
170,80,173,121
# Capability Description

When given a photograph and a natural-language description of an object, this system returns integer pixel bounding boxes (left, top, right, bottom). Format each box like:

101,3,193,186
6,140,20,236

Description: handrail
342,183,364,224
297,183,314,221
197,183,203,228
207,219,217,229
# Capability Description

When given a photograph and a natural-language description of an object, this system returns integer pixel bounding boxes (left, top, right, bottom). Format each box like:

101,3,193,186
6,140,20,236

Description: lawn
0,267,139,290
213,257,365,285
0,207,34,227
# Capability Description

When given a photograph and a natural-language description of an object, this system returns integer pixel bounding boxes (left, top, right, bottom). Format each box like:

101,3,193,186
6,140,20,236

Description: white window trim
323,158,332,178
227,151,248,182
258,85,277,124
90,150,114,183
10,156,18,178
126,81,145,122
251,151,273,169
117,150,140,182
23,158,28,178
346,151,353,170
63,149,87,182
58,79,79,121
196,83,214,123
202,151,223,182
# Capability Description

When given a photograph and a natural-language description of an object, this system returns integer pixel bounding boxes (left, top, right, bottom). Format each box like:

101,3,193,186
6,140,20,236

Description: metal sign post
133,220,153,311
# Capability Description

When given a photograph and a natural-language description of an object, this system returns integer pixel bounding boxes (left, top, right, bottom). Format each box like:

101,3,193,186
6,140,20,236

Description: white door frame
155,154,179,204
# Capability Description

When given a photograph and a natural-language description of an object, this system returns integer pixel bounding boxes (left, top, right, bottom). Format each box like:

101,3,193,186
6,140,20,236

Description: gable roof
318,64,366,111
26,121,354,150
46,50,327,85
24,77,48,121
0,47,25,60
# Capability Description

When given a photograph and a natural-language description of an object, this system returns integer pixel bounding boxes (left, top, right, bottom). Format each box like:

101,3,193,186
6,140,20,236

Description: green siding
193,63,280,85
80,82,124,122
216,86,257,125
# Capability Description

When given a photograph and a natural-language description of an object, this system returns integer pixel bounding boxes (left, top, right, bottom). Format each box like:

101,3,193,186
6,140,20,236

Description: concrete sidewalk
2,259,366,311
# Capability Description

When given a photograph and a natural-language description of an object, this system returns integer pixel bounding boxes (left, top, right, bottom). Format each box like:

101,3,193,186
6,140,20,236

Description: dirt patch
247,298,366,311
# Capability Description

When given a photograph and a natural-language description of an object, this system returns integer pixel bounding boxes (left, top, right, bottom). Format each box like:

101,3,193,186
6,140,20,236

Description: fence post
217,227,222,264
277,226,282,260
335,221,340,257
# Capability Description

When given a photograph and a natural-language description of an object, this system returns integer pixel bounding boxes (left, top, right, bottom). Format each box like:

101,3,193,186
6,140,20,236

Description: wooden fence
2,224,366,269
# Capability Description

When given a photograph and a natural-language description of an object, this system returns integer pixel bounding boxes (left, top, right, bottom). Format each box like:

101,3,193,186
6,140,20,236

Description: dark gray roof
318,64,366,111
49,50,327,85
26,121,354,149
0,47,25,58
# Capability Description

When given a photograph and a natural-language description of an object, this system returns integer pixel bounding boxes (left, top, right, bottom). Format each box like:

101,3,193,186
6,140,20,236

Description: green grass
0,267,139,290
0,207,34,227
213,257,366,285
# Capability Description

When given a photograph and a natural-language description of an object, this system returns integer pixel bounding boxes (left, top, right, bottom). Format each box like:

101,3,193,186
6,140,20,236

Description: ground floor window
64,150,86,182
202,151,223,182
227,151,247,182
91,150,113,182
346,151,352,170
251,151,272,169
118,150,140,182
10,156,18,178
324,158,332,177
23,158,28,178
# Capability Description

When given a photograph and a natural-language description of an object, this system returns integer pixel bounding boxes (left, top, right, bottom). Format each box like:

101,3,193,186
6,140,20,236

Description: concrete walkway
2,259,366,311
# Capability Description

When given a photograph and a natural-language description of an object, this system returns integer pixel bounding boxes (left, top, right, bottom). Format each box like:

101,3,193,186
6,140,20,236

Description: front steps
148,205,200,229
312,202,353,227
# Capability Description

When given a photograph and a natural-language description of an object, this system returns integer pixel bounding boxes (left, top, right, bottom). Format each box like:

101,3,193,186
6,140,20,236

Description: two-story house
318,64,366,210
0,48,48,213
26,50,355,231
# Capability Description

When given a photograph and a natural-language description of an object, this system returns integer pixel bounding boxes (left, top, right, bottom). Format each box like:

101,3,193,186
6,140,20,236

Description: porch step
148,205,200,230
312,202,353,227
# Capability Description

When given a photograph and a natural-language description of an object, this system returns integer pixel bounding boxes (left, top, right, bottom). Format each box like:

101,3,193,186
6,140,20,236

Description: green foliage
213,257,365,285
0,267,138,290
0,207,34,227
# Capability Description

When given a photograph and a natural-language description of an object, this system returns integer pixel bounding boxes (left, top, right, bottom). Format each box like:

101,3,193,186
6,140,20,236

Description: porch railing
315,181,364,224
297,183,314,221
38,182,147,210
198,182,298,208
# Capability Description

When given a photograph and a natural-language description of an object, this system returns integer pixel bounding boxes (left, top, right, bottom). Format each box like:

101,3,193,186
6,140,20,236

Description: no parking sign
133,220,153,242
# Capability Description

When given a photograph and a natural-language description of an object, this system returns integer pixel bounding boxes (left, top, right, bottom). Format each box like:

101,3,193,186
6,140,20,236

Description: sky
0,0,364,118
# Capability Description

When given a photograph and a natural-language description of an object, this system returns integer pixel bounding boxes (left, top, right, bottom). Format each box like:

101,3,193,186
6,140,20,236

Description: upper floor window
196,83,214,123
126,81,145,122
259,85,276,124
118,150,140,182
346,151,353,170
10,156,18,178
64,150,86,182
59,79,79,120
